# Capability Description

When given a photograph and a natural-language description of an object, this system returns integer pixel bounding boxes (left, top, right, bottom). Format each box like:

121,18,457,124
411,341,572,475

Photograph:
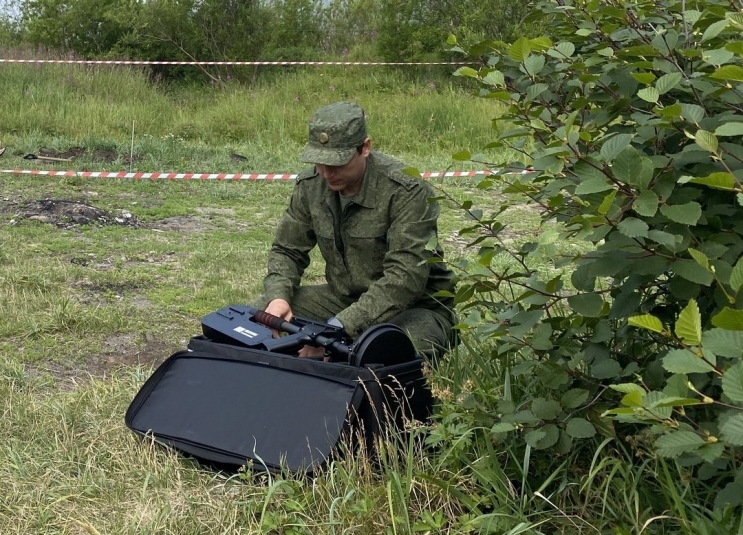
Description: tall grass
0,63,505,172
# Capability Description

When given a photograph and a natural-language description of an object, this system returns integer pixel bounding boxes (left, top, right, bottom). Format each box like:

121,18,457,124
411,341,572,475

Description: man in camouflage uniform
262,101,457,361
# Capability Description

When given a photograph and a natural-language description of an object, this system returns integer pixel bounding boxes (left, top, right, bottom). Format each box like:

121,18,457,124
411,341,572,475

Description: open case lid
125,352,363,474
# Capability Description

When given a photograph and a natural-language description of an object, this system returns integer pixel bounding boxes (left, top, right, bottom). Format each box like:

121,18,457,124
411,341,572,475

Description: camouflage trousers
257,284,457,362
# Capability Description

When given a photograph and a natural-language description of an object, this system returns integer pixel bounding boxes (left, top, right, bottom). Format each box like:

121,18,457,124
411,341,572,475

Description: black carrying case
125,337,433,475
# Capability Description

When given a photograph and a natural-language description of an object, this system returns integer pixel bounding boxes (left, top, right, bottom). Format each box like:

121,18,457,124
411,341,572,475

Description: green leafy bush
377,0,534,62
436,0,743,524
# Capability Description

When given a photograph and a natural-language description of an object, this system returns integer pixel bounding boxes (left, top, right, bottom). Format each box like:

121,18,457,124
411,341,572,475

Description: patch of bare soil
195,206,236,216
14,199,143,229
36,146,139,163
149,215,213,233
26,334,180,388
0,196,20,214
38,146,86,160
77,280,144,294
92,333,179,376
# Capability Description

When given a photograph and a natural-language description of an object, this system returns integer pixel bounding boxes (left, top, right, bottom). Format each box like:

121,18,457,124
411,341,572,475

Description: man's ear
361,138,372,157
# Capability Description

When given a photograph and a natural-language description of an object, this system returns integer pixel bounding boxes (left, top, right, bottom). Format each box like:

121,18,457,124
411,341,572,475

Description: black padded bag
125,340,433,474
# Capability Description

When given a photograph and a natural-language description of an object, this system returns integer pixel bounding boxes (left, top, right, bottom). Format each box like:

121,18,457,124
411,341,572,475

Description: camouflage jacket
263,152,456,338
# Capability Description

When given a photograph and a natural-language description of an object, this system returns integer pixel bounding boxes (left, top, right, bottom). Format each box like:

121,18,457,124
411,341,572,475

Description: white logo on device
233,326,258,338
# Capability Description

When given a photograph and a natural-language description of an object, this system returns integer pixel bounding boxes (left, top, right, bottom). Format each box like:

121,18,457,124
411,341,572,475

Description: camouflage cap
300,102,367,166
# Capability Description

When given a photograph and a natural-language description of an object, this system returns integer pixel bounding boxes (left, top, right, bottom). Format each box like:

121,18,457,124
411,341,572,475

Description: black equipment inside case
125,304,434,474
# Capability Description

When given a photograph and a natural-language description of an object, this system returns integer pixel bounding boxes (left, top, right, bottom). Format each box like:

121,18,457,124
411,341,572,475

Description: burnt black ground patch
18,199,143,229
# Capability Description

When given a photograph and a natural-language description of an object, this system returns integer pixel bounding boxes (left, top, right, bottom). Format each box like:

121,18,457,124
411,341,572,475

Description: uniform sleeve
336,184,439,336
263,182,316,304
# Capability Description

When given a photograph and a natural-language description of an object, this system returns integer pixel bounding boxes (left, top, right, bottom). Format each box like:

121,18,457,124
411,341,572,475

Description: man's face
315,139,371,196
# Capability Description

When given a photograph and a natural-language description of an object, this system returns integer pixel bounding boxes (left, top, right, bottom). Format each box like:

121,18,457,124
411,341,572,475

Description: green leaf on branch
598,189,617,215
547,41,575,58
509,37,531,62
656,72,683,94
611,383,646,394
699,443,726,464
613,147,640,183
482,71,505,87
663,349,715,374
566,418,596,439
525,429,546,448
722,363,743,403
675,299,702,346
491,422,518,434
575,178,614,194
453,66,479,78
655,431,705,458
648,230,679,249
532,398,562,420
731,259,743,292
712,308,743,330
715,481,743,509
710,64,743,82
679,172,736,190
631,72,656,85
617,217,649,238
720,413,743,445
680,103,705,124
452,150,472,161
526,83,549,101
600,134,633,162
602,407,638,416
638,87,659,103
702,19,730,42
660,104,684,119
664,374,691,397
703,48,734,66
660,202,702,225
694,130,718,153
629,314,664,333
703,329,743,357
673,260,713,285
613,147,653,190
568,293,604,317
592,359,622,379
688,248,710,270
524,55,545,76
534,424,560,449
715,122,743,137
561,389,589,409
529,36,552,51
702,48,735,67
633,191,659,216
653,397,704,408
620,389,644,407
728,12,743,29
536,362,569,389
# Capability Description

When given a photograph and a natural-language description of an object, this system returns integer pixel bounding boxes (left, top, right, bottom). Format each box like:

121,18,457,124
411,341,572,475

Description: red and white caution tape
0,59,470,66
0,169,514,180
0,169,296,180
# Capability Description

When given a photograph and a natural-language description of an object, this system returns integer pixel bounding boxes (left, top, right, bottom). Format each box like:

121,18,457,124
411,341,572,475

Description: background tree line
0,0,531,81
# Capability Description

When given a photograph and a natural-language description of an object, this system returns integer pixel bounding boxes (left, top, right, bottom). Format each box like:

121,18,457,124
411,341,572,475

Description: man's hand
264,299,293,338
298,345,326,359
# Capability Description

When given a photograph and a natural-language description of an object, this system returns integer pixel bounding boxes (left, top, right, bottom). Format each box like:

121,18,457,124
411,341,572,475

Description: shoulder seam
296,167,319,182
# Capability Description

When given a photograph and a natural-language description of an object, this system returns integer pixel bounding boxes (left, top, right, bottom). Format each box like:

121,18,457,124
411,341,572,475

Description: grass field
0,63,564,534
2,50,732,535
